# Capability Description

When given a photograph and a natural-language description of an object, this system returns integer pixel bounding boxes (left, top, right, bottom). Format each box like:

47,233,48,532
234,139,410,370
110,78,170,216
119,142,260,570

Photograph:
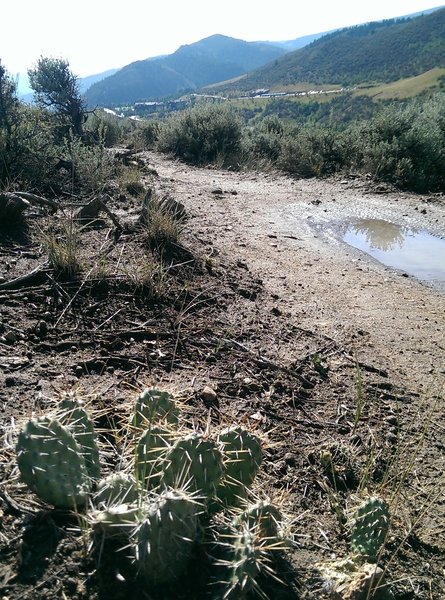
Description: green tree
0,61,20,184
28,57,86,138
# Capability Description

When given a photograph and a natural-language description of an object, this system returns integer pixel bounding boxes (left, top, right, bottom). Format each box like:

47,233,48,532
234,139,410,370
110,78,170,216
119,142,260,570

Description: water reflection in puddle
342,219,445,282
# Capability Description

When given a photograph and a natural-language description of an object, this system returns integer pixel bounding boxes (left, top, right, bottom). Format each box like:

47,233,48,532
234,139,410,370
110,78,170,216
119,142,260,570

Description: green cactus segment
93,503,144,538
57,392,101,480
237,501,285,544
218,523,269,599
350,496,390,561
136,426,173,490
133,388,179,429
134,490,200,585
95,472,139,507
217,427,262,507
161,434,224,496
16,417,91,509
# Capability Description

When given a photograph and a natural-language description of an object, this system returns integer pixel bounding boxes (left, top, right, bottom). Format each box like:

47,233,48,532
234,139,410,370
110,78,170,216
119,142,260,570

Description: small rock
36,320,48,336
4,332,17,344
284,453,296,467
5,376,15,387
211,188,223,195
201,385,218,408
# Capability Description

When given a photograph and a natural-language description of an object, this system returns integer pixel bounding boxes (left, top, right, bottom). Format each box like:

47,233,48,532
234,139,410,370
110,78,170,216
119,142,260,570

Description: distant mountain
78,69,119,94
84,35,286,106
260,30,335,52
16,68,119,103
221,7,445,91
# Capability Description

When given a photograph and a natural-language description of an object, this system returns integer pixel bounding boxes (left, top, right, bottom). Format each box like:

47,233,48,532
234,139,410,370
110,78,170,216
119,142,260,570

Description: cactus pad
134,489,201,585
350,496,390,561
57,392,101,480
133,388,179,429
136,425,173,490
16,417,91,509
161,433,224,497
95,472,139,507
216,427,262,507
237,500,286,543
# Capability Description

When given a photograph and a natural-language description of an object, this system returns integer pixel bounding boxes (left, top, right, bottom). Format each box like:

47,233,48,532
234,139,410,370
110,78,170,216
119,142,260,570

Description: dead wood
0,193,58,220
0,260,50,290
74,195,123,230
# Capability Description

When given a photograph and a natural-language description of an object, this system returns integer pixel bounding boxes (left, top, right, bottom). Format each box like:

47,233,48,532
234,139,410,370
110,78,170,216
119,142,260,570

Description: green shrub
63,134,115,193
350,96,445,192
242,116,285,164
157,103,242,165
278,126,347,177
84,111,123,147
139,120,161,149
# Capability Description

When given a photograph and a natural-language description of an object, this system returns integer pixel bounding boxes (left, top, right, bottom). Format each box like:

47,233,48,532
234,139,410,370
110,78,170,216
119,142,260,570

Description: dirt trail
2,152,445,599
150,153,445,399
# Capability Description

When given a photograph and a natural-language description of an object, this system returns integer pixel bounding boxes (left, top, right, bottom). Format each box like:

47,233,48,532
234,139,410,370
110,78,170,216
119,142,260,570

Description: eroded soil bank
0,152,444,599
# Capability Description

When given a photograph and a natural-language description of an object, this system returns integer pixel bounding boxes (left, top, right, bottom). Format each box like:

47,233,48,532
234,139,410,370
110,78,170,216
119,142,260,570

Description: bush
139,120,161,149
278,126,347,177
350,96,445,192
63,134,115,193
157,103,242,165
84,111,123,147
242,116,285,164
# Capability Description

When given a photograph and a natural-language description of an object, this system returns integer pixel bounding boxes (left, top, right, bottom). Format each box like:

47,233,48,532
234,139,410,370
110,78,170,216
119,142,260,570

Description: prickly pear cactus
216,427,262,507
95,472,139,507
350,496,390,561
133,388,179,429
237,500,286,543
217,521,267,599
57,392,101,480
136,425,173,490
16,417,91,509
93,501,146,539
134,489,201,585
161,433,224,497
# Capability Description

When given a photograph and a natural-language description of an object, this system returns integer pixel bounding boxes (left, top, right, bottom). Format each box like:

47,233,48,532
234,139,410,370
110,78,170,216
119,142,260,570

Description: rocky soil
0,151,444,599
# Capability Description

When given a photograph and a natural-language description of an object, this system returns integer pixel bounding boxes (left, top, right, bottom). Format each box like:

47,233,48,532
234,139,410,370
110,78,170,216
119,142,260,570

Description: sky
1,0,442,80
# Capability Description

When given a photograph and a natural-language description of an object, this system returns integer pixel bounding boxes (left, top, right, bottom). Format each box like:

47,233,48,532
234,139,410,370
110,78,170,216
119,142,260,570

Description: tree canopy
28,57,86,137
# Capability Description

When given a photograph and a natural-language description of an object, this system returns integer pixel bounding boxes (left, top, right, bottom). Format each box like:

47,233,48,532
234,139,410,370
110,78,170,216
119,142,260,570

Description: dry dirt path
149,152,445,400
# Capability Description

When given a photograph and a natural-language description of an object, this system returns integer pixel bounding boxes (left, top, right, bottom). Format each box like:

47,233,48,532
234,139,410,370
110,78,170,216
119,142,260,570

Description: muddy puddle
340,218,445,285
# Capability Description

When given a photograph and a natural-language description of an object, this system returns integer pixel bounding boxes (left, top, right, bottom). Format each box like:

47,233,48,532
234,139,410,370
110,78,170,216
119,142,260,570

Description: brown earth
0,151,444,599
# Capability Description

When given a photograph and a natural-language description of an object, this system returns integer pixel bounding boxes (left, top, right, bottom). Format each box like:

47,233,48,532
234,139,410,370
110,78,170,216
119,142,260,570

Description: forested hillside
226,7,445,89
85,35,286,106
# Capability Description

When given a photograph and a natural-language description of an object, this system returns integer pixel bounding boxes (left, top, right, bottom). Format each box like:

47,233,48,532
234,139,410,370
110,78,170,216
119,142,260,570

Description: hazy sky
1,0,442,78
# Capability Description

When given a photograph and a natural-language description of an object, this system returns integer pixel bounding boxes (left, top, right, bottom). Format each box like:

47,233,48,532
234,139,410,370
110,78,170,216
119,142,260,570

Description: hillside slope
85,35,286,106
224,7,445,90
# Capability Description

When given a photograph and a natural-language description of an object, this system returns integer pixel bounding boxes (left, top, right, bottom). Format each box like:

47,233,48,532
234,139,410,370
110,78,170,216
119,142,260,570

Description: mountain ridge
85,35,286,106
215,6,445,92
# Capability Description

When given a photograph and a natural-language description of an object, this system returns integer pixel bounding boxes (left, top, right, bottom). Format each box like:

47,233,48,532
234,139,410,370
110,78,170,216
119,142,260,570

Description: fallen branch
0,260,50,290
12,192,58,212
75,195,123,231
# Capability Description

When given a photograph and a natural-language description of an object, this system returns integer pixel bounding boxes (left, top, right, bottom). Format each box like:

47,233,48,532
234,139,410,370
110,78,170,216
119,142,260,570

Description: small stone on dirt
201,385,218,408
